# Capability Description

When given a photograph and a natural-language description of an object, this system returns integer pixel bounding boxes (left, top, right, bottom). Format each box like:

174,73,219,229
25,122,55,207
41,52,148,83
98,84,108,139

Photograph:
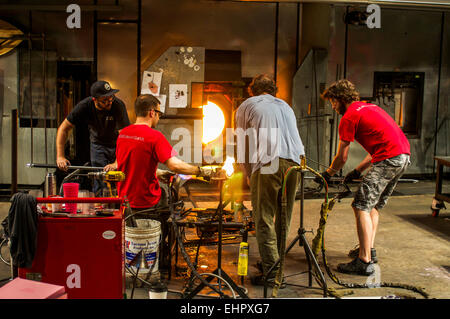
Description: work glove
343,169,362,184
198,166,214,181
314,170,332,186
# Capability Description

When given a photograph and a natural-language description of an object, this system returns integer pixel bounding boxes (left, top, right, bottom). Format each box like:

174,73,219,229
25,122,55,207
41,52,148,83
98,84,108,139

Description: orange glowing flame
223,156,235,177
202,101,225,144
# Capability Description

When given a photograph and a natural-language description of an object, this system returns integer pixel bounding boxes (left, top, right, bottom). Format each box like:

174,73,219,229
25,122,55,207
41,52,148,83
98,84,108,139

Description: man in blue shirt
235,74,305,287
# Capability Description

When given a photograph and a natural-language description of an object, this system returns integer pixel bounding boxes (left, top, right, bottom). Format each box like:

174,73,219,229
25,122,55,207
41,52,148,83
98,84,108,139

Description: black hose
311,175,430,299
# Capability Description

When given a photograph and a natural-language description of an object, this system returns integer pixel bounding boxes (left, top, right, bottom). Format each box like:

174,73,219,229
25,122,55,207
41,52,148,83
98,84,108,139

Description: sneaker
348,245,378,263
250,274,287,289
337,257,375,276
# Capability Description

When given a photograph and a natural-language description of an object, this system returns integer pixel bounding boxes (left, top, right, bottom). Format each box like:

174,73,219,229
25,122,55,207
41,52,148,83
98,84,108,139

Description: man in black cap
56,80,130,194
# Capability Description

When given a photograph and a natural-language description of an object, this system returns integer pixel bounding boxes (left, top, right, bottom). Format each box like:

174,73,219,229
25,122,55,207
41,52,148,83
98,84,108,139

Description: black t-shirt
67,96,130,147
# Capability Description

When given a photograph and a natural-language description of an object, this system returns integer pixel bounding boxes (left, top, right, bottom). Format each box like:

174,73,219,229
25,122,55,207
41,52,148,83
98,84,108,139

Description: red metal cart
18,197,126,299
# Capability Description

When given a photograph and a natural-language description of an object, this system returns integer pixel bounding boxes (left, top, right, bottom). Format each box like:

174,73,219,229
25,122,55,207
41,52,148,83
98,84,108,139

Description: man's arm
56,119,74,171
326,140,351,176
355,153,372,173
104,159,118,172
342,151,372,184
164,156,200,175
104,128,123,171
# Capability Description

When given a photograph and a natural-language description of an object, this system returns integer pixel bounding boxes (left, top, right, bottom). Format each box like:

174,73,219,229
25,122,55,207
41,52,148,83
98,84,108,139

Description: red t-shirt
339,101,410,163
116,124,177,208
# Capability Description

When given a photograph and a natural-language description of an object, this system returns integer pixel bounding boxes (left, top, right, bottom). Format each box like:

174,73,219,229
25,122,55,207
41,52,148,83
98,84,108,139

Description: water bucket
125,219,161,274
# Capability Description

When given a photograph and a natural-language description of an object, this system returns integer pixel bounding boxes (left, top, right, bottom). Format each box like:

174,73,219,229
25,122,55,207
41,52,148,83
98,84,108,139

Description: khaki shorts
352,154,410,213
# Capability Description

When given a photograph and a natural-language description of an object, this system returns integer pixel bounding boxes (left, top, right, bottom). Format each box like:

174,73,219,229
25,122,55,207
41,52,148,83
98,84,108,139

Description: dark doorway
56,61,94,190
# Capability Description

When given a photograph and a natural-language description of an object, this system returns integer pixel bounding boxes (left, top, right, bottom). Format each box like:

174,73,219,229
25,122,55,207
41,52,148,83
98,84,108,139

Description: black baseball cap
90,81,119,98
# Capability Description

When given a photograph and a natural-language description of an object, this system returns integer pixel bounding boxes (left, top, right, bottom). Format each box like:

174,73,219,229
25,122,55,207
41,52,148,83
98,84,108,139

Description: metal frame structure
93,0,142,96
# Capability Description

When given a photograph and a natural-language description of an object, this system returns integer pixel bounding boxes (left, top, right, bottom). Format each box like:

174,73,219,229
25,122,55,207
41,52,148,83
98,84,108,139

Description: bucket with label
125,219,161,274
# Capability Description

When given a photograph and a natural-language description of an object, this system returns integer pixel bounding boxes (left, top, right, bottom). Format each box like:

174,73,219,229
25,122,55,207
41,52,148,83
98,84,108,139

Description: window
373,72,424,138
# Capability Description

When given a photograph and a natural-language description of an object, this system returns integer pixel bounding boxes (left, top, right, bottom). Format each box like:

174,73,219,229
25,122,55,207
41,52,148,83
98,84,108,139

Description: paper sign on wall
141,71,162,96
156,95,167,113
169,84,187,108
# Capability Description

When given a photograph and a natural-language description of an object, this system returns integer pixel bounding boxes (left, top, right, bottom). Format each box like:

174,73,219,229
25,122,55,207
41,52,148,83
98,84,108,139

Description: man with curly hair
318,79,410,275
235,74,305,286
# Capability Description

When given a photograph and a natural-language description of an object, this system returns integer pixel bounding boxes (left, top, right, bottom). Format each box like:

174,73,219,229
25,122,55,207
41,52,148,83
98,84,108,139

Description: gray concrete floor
0,180,449,299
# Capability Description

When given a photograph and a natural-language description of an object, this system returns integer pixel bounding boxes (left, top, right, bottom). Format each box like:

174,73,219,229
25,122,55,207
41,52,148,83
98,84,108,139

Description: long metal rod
27,163,103,171
11,110,18,195
274,2,279,82
217,179,224,270
35,197,123,203
28,10,33,163
303,176,419,183
137,0,142,97
295,2,301,69
28,31,33,165
433,12,445,173
94,0,98,82
0,5,122,11
343,5,349,79
300,170,305,229
42,33,48,167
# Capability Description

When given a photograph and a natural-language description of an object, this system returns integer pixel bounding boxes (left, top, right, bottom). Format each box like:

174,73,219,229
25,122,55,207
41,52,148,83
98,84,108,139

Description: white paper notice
156,95,167,113
169,84,187,108
141,71,162,96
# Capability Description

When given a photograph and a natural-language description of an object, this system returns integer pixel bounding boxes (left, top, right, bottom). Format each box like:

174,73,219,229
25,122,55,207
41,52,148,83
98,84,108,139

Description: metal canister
44,172,57,198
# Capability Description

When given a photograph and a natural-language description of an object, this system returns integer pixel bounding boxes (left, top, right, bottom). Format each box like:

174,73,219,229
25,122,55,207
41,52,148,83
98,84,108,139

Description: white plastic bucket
125,219,161,274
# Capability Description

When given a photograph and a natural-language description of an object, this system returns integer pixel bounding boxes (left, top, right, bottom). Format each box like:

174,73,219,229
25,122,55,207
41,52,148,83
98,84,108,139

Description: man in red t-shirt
318,79,410,276
116,94,212,268
117,94,211,209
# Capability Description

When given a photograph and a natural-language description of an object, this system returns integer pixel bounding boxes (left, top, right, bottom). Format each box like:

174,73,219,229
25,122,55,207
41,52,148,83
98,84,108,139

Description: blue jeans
90,143,116,195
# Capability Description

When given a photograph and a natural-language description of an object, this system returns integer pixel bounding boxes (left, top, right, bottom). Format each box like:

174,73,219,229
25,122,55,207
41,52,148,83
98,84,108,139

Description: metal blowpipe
304,176,418,183
26,163,104,171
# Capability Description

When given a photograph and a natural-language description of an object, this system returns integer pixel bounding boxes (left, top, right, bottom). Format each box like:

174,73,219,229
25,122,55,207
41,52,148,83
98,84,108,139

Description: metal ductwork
222,0,450,10
0,4,122,12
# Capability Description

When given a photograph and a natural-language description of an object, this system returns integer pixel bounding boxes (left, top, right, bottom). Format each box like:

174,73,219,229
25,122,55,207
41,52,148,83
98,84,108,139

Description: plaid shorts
352,154,410,212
